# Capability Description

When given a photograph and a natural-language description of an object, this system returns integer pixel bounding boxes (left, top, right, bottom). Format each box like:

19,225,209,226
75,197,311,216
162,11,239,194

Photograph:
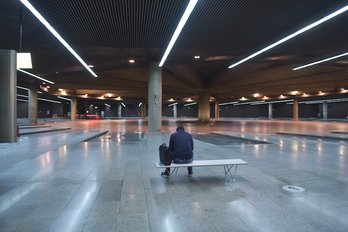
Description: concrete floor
0,118,347,232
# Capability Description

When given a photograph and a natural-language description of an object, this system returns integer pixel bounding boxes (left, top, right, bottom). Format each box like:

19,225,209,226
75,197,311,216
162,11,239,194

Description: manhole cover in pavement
282,185,305,192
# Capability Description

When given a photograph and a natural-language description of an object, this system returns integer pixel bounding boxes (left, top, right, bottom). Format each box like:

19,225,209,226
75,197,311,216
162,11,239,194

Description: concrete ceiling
1,0,348,103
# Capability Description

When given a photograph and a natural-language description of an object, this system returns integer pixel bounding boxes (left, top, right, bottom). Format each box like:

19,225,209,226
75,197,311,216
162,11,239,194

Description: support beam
293,97,299,121
71,97,77,120
148,62,162,133
215,102,219,120
0,50,17,143
322,101,328,119
198,91,210,121
268,103,273,119
28,85,38,124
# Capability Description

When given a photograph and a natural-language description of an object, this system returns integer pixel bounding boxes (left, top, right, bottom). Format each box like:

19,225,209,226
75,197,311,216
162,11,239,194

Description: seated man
161,126,194,178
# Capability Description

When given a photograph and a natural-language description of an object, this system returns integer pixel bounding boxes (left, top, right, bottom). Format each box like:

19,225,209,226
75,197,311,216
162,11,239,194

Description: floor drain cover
282,185,305,192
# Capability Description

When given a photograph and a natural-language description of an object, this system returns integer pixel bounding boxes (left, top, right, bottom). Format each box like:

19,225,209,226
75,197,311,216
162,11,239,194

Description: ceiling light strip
184,102,197,106
17,94,61,103
58,96,71,101
159,0,199,67
20,0,98,77
228,5,348,69
219,101,238,106
293,52,348,70
17,69,54,84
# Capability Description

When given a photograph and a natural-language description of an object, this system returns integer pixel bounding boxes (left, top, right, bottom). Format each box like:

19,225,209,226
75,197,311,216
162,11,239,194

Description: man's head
176,126,185,132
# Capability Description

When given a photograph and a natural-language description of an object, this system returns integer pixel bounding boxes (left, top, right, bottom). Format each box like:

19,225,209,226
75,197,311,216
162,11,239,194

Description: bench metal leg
169,167,179,176
224,165,239,182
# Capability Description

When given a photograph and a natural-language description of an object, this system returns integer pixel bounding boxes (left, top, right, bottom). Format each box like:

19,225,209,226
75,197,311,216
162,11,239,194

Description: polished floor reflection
0,119,347,232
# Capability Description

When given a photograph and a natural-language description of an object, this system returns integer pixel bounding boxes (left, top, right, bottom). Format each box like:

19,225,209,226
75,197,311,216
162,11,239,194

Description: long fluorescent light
293,51,348,70
228,5,348,69
17,99,29,102
17,94,61,103
20,0,98,77
159,0,198,67
58,96,71,101
38,98,61,103
219,101,238,106
168,102,178,107
17,69,54,84
184,102,197,107
17,86,29,90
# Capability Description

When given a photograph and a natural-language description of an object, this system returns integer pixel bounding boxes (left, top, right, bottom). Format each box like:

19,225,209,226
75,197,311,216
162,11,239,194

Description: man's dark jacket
169,129,194,160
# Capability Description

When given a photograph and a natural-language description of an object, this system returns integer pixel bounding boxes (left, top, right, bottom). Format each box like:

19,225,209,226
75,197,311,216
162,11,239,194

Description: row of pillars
0,50,322,142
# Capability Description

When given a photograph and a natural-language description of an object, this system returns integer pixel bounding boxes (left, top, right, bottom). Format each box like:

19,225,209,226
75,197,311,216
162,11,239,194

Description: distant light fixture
88,65,94,68
17,69,54,84
106,93,112,97
129,60,135,63
319,91,323,94
121,102,126,107
116,96,121,100
84,94,88,97
303,93,308,96
262,96,268,99
159,0,199,67
241,97,246,100
20,0,98,77
293,51,348,70
17,53,32,69
105,103,111,107
194,56,200,59
279,95,285,98
187,98,193,101
291,91,299,95
253,93,260,97
228,5,348,69
138,102,142,107
169,98,174,101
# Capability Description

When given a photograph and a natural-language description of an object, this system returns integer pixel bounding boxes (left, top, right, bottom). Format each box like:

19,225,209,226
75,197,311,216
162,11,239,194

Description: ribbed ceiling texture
1,0,347,102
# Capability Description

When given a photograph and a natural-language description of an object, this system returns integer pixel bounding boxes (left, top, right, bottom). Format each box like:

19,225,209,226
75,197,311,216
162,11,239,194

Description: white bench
155,159,248,182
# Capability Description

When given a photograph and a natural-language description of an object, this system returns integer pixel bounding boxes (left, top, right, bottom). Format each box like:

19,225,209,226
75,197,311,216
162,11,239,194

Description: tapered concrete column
0,50,17,143
293,97,299,121
173,104,177,118
214,102,219,120
28,85,38,124
71,97,77,120
148,62,162,133
118,103,122,118
141,103,146,119
198,91,210,121
268,103,273,119
322,101,328,119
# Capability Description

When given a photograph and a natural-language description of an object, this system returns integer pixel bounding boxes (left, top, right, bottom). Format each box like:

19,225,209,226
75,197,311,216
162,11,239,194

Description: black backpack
159,143,172,165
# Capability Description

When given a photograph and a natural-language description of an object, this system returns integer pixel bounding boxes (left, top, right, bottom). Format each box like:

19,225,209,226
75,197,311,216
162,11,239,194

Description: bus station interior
1,0,348,231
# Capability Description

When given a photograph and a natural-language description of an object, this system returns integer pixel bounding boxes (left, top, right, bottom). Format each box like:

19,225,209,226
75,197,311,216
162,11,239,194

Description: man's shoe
161,172,170,178
188,172,193,177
